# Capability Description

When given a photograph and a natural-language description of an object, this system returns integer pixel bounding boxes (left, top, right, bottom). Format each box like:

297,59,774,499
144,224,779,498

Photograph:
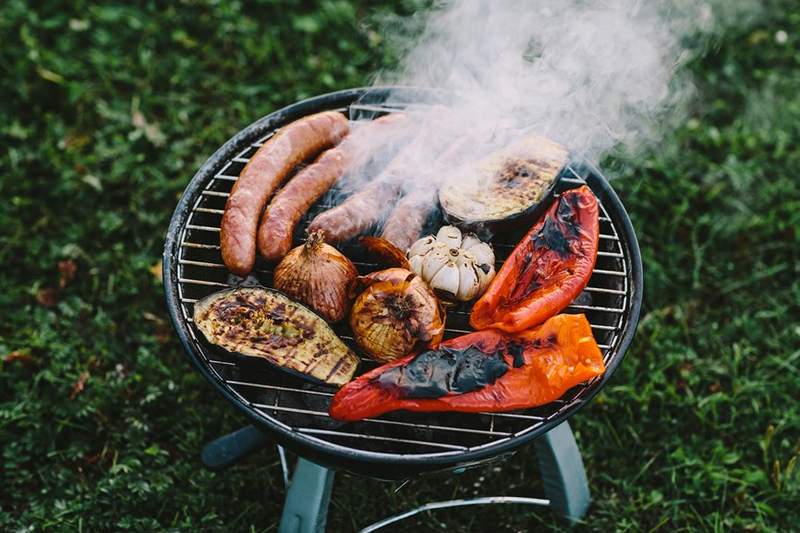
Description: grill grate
171,100,634,457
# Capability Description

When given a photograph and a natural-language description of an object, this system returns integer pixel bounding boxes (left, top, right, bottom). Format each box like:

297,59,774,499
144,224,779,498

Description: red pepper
329,314,604,422
470,185,599,333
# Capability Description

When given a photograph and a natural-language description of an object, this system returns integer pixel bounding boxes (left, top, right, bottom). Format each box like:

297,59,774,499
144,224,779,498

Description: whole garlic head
407,226,496,302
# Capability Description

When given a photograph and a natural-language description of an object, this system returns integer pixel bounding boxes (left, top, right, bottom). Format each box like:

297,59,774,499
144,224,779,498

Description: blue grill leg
278,458,335,533
534,421,591,524
201,425,270,471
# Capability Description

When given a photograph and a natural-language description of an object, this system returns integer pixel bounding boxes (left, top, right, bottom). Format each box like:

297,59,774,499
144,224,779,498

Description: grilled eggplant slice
439,136,568,227
193,287,358,386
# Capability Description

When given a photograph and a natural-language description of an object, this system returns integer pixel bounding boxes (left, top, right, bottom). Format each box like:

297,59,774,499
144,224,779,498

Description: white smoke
360,0,758,168
329,0,759,238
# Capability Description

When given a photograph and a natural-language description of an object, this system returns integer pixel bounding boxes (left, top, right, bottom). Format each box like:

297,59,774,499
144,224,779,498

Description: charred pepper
470,185,599,332
329,313,604,421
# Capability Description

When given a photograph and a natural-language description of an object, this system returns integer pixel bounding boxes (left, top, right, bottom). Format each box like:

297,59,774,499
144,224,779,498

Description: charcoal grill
163,87,642,530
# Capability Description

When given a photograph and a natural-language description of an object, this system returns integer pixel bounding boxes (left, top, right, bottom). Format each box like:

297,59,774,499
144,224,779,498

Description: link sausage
257,114,407,263
380,188,438,252
306,179,402,245
220,111,349,276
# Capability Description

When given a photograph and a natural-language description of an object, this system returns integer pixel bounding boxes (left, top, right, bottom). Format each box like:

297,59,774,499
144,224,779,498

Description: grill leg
535,421,591,524
278,458,335,533
201,425,270,471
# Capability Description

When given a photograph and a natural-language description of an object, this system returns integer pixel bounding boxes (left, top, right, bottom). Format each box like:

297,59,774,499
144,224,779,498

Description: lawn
1,1,798,531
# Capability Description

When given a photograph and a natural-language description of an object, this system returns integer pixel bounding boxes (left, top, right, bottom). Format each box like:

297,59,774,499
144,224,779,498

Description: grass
1,0,798,531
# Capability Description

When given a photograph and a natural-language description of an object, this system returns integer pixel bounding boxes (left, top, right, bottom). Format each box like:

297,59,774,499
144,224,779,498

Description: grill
163,87,643,480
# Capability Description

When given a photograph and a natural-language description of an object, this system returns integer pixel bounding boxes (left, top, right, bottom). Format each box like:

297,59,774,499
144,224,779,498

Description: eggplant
438,135,568,227
192,287,359,386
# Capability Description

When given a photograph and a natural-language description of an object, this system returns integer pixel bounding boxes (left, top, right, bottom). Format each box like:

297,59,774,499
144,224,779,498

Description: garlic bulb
273,231,358,323
407,226,496,302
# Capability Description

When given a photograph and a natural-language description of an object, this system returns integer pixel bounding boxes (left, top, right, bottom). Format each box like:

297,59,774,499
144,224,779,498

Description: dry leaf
58,260,78,288
36,287,59,307
69,371,90,400
150,262,163,282
143,311,171,344
3,350,35,365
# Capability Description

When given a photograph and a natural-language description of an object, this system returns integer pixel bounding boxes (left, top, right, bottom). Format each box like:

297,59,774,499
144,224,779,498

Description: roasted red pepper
329,314,604,421
470,185,599,333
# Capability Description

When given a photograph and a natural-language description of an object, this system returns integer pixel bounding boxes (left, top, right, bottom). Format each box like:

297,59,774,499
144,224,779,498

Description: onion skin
273,231,358,323
349,268,445,363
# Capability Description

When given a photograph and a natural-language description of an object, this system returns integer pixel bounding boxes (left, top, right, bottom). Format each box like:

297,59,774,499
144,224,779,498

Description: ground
1,1,798,531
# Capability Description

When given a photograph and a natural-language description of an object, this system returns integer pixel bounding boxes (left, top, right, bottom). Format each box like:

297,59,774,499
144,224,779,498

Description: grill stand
202,421,590,530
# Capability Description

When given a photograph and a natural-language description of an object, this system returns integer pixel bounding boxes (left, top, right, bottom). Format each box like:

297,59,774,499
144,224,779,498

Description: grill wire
174,103,631,456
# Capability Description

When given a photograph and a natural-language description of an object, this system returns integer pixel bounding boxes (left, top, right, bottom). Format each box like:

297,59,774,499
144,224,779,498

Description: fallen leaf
36,287,59,307
131,99,166,147
69,371,90,400
143,312,172,343
150,262,163,282
58,260,78,288
3,350,35,365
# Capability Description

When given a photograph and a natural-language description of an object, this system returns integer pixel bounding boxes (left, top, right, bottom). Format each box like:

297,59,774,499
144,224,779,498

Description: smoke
362,0,758,163
329,0,759,240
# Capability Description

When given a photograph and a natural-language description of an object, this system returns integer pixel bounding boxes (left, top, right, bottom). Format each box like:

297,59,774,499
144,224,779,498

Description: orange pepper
329,314,605,422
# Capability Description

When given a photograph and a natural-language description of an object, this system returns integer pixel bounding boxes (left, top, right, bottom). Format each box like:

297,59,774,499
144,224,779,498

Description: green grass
1,1,798,531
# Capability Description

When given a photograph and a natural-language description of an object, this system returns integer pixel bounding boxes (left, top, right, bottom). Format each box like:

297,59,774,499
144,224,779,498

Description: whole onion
349,268,445,363
273,231,358,323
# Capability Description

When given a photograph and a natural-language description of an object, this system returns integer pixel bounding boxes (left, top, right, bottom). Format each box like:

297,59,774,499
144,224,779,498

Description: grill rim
163,86,644,477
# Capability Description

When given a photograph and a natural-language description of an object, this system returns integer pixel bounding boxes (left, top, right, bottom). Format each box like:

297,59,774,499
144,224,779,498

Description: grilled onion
349,268,445,363
273,231,358,323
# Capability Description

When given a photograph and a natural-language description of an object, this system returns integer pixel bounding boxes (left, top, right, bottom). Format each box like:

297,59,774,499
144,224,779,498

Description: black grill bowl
163,87,643,480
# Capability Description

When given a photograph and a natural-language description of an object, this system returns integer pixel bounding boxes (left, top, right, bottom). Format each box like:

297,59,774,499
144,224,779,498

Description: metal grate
172,101,634,457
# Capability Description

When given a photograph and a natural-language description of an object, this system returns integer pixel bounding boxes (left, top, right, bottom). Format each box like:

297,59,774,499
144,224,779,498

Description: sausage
220,111,349,276
380,138,469,251
380,188,438,251
257,114,408,263
306,179,402,245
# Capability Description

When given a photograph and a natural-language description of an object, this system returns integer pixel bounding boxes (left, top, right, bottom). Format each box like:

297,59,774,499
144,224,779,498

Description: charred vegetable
470,186,599,332
193,287,358,386
439,136,568,226
273,231,358,323
330,313,605,421
407,226,495,302
349,268,445,363
359,236,410,269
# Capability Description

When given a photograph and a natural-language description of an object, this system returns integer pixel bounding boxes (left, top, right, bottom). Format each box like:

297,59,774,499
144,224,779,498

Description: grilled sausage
381,188,438,252
380,138,470,251
306,179,402,245
257,114,408,263
220,111,349,276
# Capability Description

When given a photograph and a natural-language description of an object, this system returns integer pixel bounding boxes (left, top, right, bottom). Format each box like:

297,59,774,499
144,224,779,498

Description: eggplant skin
439,136,568,225
192,287,358,386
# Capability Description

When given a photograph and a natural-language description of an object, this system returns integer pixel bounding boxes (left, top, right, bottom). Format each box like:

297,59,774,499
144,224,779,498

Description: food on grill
306,179,402,245
349,268,445,363
439,136,568,227
359,236,410,269
381,188,439,251
193,287,358,386
220,111,349,276
470,185,599,332
329,313,605,421
257,114,408,263
273,231,358,323
407,226,495,302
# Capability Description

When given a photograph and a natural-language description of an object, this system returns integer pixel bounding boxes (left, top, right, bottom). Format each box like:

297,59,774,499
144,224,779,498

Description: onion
273,231,358,323
349,268,445,363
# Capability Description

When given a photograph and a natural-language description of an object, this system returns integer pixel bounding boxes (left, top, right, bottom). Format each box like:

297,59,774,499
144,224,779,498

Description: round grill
163,87,643,479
